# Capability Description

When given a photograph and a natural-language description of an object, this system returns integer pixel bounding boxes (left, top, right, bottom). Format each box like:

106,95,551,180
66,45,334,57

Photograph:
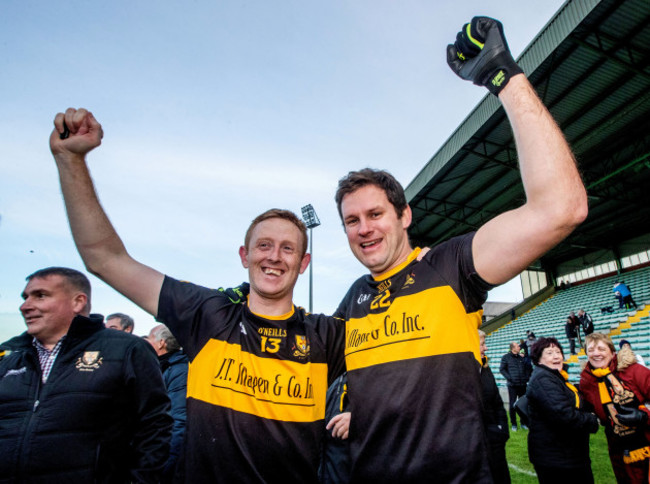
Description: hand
218,283,250,304
446,17,523,96
50,108,103,158
616,406,649,427
326,412,351,440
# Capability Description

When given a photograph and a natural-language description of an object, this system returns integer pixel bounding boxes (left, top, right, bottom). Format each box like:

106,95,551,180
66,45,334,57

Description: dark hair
530,337,564,365
335,168,408,221
106,313,135,332
244,209,308,256
26,267,91,314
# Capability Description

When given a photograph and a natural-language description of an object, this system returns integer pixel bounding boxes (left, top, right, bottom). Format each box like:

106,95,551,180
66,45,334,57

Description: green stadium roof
406,0,650,278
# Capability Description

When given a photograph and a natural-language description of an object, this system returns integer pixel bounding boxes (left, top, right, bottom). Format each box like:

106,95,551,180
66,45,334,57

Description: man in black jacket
565,312,581,355
0,267,172,483
479,331,511,484
577,309,594,336
500,341,530,431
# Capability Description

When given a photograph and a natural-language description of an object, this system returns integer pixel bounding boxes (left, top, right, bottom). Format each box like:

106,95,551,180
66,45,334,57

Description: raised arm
50,108,164,315
447,18,587,285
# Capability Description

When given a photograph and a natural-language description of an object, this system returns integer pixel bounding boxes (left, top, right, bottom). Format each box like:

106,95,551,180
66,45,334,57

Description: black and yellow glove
218,282,249,304
447,16,523,96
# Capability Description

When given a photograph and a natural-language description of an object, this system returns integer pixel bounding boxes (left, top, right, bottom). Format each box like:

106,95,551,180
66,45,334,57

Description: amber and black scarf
591,367,650,463
559,368,580,408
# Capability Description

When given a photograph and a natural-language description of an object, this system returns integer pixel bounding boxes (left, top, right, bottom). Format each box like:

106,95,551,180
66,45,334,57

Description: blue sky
1,0,566,340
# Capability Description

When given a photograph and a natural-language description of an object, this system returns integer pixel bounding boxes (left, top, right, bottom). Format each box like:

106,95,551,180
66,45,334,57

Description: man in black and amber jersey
48,110,345,482
333,17,588,483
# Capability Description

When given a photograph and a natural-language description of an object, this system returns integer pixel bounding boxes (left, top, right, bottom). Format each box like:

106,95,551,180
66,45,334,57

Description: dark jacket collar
535,363,567,377
66,314,105,340
159,349,188,372
168,350,188,364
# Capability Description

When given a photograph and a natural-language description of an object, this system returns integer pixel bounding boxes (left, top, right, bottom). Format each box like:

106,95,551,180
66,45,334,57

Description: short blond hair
585,332,616,354
244,209,308,256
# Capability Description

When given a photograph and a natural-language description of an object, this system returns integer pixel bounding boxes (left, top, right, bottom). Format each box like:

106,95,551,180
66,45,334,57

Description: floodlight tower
301,204,321,313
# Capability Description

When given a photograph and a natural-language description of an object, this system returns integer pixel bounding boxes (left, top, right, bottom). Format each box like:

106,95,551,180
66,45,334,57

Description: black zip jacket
0,315,172,483
499,352,530,386
481,360,509,444
526,364,598,469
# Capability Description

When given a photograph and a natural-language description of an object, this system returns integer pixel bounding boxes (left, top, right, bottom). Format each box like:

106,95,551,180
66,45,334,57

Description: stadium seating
484,265,650,385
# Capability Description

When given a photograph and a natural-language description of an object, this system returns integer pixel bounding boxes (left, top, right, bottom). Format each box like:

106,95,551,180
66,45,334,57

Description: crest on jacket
76,351,103,371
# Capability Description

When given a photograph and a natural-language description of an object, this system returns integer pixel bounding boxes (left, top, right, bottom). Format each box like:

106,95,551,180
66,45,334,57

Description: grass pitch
505,426,616,483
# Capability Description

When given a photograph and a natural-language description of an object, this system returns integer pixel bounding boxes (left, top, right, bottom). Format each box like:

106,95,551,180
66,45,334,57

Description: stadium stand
397,0,650,394
485,265,650,385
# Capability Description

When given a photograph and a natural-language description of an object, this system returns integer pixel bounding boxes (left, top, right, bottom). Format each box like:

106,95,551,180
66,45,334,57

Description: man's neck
370,245,418,279
248,294,295,318
35,336,64,352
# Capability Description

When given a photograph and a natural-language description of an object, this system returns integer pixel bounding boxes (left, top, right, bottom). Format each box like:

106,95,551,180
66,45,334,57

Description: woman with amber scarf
580,333,650,483
526,337,599,483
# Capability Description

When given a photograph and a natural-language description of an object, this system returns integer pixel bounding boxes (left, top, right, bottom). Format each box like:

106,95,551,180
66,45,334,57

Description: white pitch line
508,463,538,477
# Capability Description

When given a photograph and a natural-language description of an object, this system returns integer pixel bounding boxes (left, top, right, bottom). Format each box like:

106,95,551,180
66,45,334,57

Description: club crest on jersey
292,335,310,359
76,351,103,371
402,272,415,289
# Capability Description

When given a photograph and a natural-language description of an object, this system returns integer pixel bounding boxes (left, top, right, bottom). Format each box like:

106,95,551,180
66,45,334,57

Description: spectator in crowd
479,330,511,484
620,339,646,367
49,109,345,482
525,330,537,347
581,333,650,483
614,281,638,310
520,337,533,375
565,312,581,355
146,324,189,483
331,15,586,481
320,372,351,484
500,341,531,431
105,312,135,333
0,267,172,482
520,338,528,357
577,309,594,336
526,337,598,483
523,331,537,371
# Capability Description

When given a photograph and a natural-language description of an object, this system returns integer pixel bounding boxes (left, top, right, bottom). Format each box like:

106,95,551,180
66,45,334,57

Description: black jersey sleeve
320,315,347,385
423,232,494,313
156,276,235,358
333,274,367,321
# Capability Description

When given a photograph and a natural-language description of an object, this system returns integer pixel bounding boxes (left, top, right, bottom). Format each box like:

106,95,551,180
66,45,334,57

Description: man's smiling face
20,275,85,347
341,184,412,277
239,218,310,307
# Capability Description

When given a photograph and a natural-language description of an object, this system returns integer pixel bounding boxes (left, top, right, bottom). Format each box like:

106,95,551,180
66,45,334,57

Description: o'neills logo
76,351,103,371
258,327,287,338
377,279,392,293
292,335,310,359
